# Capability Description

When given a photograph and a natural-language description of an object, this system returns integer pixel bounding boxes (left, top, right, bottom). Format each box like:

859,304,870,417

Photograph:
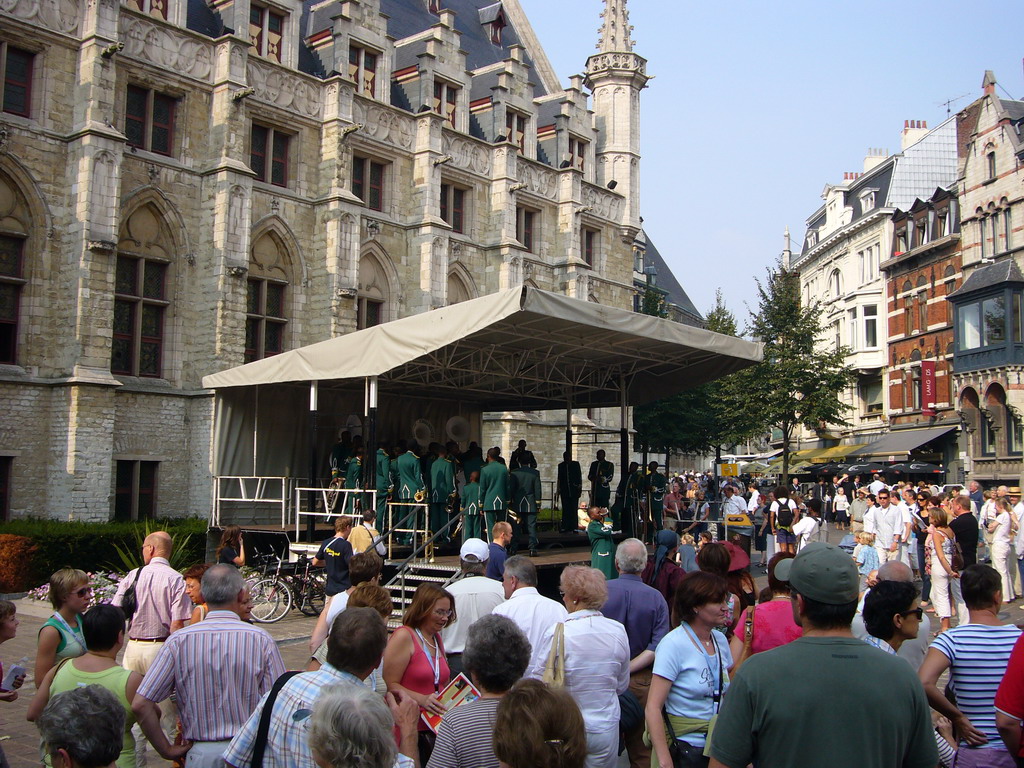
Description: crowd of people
3,475,1024,768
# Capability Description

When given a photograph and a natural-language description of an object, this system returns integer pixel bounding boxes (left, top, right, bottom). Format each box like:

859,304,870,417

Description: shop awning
849,426,958,458
809,444,866,461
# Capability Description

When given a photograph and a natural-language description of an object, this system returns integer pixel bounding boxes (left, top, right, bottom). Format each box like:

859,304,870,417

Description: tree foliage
740,260,855,481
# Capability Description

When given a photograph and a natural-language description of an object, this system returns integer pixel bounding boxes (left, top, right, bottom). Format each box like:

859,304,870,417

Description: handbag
661,633,724,768
950,536,965,572
731,603,756,672
541,623,565,688
121,566,144,624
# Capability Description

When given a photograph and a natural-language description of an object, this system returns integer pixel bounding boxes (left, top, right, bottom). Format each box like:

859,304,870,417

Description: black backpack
775,500,795,528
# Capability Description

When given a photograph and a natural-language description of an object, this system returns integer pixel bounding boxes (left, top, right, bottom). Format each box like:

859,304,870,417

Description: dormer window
859,189,876,212
349,45,378,97
806,230,818,248
433,80,458,129
479,2,507,46
127,0,167,20
568,137,587,173
427,0,441,13
505,110,526,153
250,4,284,63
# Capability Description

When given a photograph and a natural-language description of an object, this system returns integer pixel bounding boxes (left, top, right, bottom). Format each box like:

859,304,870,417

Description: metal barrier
213,476,293,527
293,486,378,539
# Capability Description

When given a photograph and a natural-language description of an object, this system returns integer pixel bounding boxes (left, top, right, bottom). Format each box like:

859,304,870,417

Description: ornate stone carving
516,160,557,200
0,124,9,154
351,100,414,150
442,134,491,176
121,16,213,81
585,52,647,76
1,0,80,35
247,60,322,119
581,184,622,221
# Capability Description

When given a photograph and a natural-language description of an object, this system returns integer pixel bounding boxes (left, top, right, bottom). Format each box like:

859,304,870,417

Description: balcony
954,343,1024,373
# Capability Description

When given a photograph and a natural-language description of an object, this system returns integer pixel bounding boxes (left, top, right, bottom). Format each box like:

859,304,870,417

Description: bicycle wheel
297,572,327,617
249,578,292,623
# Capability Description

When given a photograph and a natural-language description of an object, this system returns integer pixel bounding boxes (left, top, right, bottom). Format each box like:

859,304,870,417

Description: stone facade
0,0,675,520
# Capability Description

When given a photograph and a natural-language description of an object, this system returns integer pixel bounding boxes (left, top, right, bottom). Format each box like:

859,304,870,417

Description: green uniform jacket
461,482,481,517
330,442,351,475
647,470,667,513
510,467,542,519
461,455,484,484
557,461,583,500
479,460,510,512
396,451,424,501
374,449,392,493
589,460,614,506
588,520,616,579
345,456,362,489
430,456,456,502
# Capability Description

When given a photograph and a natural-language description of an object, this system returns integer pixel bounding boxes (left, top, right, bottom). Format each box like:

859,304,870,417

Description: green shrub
0,517,207,583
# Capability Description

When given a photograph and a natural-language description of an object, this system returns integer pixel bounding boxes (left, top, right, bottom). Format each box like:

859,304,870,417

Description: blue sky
519,0,1024,324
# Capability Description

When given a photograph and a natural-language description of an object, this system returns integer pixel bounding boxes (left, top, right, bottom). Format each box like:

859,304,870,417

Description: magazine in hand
420,673,481,732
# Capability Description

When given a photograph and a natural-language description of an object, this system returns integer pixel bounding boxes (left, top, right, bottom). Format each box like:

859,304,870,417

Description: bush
0,518,207,584
0,534,38,592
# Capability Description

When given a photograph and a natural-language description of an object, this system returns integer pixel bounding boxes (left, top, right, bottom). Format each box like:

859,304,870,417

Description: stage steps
383,560,460,629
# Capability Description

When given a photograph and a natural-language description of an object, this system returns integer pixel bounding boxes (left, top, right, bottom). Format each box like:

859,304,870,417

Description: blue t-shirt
653,623,733,747
486,543,507,581
930,623,1022,748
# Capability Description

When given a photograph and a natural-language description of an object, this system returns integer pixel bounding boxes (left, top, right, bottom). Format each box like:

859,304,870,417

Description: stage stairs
383,559,460,629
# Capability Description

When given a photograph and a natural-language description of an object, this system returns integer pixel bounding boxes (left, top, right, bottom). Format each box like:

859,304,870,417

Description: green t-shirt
709,636,937,768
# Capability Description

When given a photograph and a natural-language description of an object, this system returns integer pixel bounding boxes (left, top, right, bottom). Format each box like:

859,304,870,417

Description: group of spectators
6,485,1024,768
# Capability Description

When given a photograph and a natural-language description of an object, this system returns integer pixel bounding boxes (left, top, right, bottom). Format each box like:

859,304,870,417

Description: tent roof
202,286,763,410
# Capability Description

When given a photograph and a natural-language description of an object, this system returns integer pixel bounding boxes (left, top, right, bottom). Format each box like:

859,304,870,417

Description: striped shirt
136,610,286,742
930,623,1022,748
111,557,192,639
224,663,363,768
426,697,501,768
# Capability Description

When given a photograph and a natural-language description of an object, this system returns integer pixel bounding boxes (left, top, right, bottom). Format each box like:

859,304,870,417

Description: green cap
775,542,859,605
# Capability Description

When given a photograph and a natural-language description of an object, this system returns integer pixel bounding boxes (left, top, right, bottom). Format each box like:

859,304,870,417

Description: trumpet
445,490,458,516
414,488,426,503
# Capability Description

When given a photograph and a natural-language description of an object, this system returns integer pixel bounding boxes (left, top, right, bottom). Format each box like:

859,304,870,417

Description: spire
597,0,633,53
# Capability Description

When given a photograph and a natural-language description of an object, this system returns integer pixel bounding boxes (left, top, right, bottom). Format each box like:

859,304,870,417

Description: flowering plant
27,571,125,608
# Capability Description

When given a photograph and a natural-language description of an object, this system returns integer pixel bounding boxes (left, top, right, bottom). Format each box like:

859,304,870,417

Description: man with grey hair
441,539,505,676
308,684,416,768
37,685,126,768
602,538,669,768
852,559,932,669
133,564,285,767
225,607,419,768
493,555,567,676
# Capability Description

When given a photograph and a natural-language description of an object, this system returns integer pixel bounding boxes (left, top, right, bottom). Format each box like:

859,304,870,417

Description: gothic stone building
0,0,674,520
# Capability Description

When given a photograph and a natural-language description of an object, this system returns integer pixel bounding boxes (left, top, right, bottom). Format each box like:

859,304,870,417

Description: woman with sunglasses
34,567,91,687
911,492,933,610
384,582,456,765
862,579,923,656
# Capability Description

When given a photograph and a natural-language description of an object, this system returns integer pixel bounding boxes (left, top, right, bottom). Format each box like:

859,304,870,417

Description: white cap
460,538,489,562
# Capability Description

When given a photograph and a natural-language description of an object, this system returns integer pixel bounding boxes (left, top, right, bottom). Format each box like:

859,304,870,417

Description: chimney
901,119,929,150
864,147,889,172
983,70,997,96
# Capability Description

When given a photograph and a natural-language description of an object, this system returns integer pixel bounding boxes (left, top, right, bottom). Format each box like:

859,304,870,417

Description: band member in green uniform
556,451,583,533
587,506,616,580
460,442,484,485
479,447,512,551
588,449,614,507
374,443,393,522
429,444,456,539
343,445,363,514
622,461,642,539
646,461,668,542
329,430,352,478
461,470,482,541
395,442,425,544
510,463,542,556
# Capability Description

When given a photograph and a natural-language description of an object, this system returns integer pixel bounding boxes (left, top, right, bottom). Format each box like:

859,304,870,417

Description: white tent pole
252,385,259,475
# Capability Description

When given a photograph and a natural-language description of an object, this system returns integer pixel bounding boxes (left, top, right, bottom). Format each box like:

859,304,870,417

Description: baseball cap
460,538,489,562
774,542,859,605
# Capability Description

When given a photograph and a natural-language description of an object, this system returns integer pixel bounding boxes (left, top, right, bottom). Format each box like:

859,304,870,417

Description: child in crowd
833,486,850,530
0,599,27,768
854,532,880,591
697,531,713,551
678,533,699,572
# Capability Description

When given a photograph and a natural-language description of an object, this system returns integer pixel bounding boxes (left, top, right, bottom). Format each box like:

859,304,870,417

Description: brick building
0,0,696,520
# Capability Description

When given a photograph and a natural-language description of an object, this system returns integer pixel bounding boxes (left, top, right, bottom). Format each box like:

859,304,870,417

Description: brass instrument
445,490,458,516
414,488,426,503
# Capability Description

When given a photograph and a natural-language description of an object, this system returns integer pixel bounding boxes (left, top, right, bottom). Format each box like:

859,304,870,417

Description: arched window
0,171,31,364
916,275,929,331
830,269,841,297
357,250,391,329
446,270,471,306
246,230,291,362
113,203,176,377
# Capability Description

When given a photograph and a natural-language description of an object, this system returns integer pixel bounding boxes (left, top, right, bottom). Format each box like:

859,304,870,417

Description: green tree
741,260,854,482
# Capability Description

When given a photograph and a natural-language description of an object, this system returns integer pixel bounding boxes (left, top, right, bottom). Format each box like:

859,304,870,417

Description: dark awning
849,426,958,458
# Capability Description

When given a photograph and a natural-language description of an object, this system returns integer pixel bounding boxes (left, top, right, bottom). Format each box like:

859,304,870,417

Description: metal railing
213,476,292,527
293,486,378,539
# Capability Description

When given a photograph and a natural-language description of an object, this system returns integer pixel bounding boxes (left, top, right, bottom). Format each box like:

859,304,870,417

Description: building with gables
0,0,697,520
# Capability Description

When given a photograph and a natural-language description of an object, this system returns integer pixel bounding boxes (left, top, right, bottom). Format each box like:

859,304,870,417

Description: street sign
719,463,739,477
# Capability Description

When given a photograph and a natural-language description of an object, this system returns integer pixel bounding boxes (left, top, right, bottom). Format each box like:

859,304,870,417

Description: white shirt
868,479,887,495
493,587,568,675
981,499,998,525
895,502,914,542
792,516,823,550
992,511,1014,545
834,494,850,512
864,504,904,547
324,591,350,629
1015,502,1024,555
439,575,505,654
746,489,761,512
528,610,630,731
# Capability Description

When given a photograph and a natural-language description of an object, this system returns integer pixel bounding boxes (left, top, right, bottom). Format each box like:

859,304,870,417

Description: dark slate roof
186,0,224,37
949,259,1024,300
847,161,894,220
643,234,703,322
1000,99,1024,122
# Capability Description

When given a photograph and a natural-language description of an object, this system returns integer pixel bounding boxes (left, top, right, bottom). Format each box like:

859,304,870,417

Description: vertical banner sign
921,361,936,416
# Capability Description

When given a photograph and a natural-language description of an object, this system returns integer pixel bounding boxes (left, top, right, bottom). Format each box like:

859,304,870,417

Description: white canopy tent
203,286,763,496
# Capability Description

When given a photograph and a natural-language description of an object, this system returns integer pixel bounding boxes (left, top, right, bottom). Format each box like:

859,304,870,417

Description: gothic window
446,271,471,306
568,137,587,173
113,204,176,377
127,0,167,19
1,43,33,117
114,460,158,520
582,227,598,268
829,269,841,297
250,124,290,187
125,85,176,156
353,156,386,212
505,110,527,153
440,183,467,233
987,151,997,181
433,80,458,128
246,230,291,362
357,251,390,329
348,45,378,97
250,4,284,62
0,235,24,364
515,206,536,252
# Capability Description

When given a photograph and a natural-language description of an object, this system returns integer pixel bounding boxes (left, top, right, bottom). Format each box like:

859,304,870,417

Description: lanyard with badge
415,629,441,693
681,621,724,756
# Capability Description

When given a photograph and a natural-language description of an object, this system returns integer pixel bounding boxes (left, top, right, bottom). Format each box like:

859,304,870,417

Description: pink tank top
396,626,450,729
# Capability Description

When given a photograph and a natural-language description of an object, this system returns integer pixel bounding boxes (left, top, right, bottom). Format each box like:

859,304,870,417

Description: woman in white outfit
927,507,966,633
533,565,630,768
988,497,1019,604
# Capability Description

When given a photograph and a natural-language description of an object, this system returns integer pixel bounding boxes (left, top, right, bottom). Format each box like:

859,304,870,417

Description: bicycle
247,553,327,624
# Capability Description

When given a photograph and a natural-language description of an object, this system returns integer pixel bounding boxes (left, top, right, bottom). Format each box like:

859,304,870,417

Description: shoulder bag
251,670,301,768
121,566,144,625
541,623,565,688
948,532,965,572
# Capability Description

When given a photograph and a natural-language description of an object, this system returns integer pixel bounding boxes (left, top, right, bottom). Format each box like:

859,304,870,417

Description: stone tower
584,0,649,242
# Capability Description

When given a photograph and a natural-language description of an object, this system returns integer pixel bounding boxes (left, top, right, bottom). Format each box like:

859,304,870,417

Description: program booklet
1,663,26,691
420,673,481,733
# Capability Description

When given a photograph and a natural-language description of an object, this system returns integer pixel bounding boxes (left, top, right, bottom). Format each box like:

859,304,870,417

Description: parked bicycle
246,552,326,624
